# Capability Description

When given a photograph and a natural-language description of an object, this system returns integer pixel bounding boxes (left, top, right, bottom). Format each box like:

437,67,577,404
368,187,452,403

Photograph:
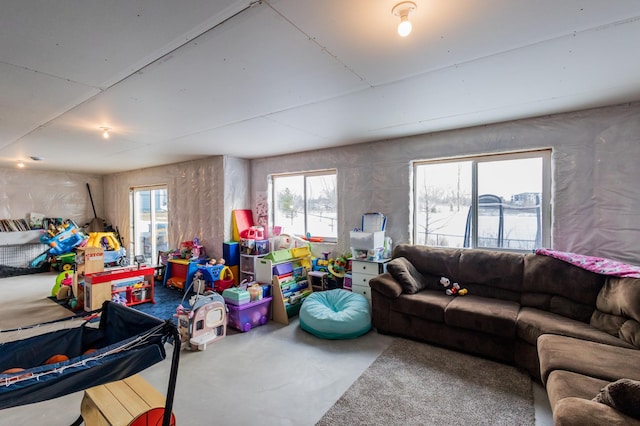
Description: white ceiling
1,0,639,174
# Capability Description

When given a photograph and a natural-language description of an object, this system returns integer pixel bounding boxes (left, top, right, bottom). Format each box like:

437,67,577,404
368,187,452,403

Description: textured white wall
0,169,102,227
4,103,639,265
103,157,226,258
251,102,640,265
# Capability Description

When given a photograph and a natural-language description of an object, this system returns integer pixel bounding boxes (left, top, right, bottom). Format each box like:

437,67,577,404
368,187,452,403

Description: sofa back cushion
522,254,605,322
457,249,524,302
591,277,640,348
391,245,523,301
392,244,462,279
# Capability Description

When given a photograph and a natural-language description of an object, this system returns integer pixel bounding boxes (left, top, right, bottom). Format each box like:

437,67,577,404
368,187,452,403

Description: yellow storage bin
290,246,310,258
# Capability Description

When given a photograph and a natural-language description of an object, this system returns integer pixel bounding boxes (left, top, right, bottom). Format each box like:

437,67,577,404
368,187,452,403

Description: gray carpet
317,338,534,426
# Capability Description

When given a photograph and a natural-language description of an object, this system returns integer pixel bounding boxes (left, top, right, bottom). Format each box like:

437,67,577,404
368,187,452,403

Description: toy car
86,232,129,267
40,222,86,256
51,252,77,271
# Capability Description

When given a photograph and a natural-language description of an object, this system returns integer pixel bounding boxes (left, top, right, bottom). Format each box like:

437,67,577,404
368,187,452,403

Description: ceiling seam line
6,0,263,148
0,60,97,88
262,0,372,87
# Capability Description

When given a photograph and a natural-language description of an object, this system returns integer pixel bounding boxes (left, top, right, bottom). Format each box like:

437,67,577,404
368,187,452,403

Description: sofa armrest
369,273,403,299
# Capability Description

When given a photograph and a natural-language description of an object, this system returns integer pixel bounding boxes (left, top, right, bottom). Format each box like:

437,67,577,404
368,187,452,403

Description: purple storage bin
273,262,293,277
227,297,272,332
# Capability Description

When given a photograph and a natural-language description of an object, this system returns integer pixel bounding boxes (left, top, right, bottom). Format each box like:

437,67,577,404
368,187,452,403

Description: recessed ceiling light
17,161,25,169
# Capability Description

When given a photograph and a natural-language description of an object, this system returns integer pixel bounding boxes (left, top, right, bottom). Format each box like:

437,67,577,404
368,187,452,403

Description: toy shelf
256,254,313,325
111,282,153,307
0,230,43,246
270,275,312,325
84,266,155,311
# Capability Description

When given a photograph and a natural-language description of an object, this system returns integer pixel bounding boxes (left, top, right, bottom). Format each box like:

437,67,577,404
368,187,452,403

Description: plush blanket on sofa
535,249,640,278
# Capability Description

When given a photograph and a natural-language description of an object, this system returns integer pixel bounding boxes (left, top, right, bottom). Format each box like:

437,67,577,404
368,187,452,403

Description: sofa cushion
522,254,605,321
517,307,636,348
592,277,640,348
590,310,628,336
552,397,640,426
538,334,640,384
593,378,640,420
392,290,452,323
444,295,519,338
392,244,462,280
546,370,609,409
386,257,428,294
596,277,640,322
521,293,595,323
457,249,524,302
620,320,640,347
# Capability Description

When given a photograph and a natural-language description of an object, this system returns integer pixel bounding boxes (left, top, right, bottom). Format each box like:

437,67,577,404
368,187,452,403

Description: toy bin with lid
227,297,272,332
264,249,292,262
222,287,250,306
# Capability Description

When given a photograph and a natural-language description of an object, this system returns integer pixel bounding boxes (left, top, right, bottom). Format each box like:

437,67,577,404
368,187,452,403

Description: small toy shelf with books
111,278,153,307
255,247,313,325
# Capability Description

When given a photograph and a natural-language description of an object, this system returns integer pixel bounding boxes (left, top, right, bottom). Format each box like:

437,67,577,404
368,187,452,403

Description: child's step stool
81,374,175,425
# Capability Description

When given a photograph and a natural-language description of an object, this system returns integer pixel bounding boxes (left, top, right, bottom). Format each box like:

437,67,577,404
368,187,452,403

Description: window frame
129,184,169,263
269,169,338,243
411,149,551,252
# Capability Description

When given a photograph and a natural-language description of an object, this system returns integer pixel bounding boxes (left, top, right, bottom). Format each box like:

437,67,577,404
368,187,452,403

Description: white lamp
392,2,417,37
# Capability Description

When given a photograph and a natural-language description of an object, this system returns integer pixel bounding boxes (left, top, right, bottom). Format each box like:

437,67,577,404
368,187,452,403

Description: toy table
163,258,202,291
84,266,155,311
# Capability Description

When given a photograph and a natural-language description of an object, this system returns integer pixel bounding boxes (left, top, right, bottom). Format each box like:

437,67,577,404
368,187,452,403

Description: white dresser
350,259,389,303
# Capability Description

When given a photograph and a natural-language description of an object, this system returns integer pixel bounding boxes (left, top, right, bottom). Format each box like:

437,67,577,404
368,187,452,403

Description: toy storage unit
255,250,313,325
84,266,155,311
226,297,272,332
350,259,389,304
239,253,265,283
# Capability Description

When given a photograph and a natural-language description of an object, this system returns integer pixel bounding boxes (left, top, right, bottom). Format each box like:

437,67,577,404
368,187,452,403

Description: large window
270,170,337,241
413,150,550,251
131,185,168,262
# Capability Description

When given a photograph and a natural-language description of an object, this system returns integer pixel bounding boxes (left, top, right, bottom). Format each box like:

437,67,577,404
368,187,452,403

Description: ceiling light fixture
17,161,25,169
392,1,417,37
100,126,111,139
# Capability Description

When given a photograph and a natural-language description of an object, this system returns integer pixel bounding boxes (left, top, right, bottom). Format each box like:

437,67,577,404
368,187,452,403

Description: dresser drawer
351,273,373,287
351,260,386,276
352,283,371,302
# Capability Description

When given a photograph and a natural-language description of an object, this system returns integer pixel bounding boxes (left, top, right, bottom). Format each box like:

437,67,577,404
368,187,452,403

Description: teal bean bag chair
299,289,371,339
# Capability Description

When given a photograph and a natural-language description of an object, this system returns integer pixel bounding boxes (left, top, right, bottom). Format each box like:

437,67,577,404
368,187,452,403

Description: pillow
592,378,640,419
387,257,427,294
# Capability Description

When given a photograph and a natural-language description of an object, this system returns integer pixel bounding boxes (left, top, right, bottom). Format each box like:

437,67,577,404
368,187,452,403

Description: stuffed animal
440,276,468,296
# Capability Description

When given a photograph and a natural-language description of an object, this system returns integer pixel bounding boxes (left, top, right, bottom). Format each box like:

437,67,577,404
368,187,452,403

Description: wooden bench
81,374,174,426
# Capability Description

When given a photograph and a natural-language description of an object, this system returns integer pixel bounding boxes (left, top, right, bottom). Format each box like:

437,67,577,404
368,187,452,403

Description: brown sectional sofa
369,244,640,425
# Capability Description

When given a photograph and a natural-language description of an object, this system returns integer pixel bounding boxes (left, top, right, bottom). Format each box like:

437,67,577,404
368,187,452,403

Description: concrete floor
0,273,553,425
